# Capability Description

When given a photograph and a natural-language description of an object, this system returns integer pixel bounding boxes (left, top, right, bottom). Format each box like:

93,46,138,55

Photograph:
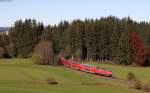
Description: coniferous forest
0,16,150,66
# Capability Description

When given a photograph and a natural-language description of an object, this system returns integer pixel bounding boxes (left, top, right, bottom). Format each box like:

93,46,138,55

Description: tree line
0,16,150,66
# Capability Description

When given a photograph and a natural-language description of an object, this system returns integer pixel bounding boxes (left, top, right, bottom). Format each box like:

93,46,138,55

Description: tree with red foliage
130,32,147,66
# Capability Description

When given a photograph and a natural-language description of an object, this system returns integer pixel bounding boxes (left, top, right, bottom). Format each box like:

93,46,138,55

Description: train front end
95,69,113,77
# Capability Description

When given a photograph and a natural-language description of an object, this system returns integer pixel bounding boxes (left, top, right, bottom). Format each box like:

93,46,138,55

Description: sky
0,0,150,27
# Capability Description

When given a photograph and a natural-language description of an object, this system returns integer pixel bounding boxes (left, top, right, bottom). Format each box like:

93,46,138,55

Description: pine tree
116,23,132,65
42,25,53,41
9,19,44,58
110,31,119,62
68,20,82,58
9,20,23,56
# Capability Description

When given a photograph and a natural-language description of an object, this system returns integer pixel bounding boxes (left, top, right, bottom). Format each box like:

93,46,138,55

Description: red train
59,57,113,77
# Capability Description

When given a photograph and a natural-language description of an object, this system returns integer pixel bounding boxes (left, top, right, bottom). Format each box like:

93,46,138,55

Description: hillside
0,27,10,32
0,59,149,93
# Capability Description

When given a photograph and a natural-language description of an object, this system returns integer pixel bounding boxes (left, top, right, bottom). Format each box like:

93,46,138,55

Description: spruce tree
116,30,132,65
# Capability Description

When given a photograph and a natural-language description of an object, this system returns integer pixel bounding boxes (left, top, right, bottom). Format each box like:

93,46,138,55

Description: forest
0,16,150,66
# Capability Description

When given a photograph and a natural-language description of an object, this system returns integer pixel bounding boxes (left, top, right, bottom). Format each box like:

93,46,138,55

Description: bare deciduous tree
32,41,54,65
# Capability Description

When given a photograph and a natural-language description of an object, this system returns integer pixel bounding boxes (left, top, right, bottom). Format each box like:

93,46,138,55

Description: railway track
63,66,131,85
60,58,131,85
100,75,131,84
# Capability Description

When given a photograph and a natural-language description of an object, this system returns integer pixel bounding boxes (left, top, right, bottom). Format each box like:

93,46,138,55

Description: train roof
70,60,95,67
62,58,95,67
82,64,95,67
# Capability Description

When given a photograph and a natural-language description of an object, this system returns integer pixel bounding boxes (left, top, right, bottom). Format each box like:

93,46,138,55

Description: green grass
87,62,150,82
0,59,149,93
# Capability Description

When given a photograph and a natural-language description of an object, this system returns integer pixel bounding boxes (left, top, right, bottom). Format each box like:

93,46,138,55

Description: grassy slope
0,59,149,93
87,62,150,82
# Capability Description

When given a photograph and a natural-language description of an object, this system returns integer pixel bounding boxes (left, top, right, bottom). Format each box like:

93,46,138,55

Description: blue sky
0,0,150,27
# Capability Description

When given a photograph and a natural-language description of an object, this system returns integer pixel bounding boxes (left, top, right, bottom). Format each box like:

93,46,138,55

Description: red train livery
59,57,113,77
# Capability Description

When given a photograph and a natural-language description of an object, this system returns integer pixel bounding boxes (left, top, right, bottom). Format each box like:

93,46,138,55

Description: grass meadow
0,58,149,93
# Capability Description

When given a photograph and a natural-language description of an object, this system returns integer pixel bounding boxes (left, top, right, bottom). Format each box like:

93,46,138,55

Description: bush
32,41,54,65
143,82,150,92
46,77,58,85
133,80,142,90
132,81,150,92
127,72,136,81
